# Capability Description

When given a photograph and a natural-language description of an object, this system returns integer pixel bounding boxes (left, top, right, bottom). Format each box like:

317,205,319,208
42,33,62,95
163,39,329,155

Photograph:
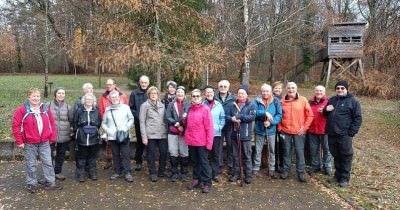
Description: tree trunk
152,0,162,90
241,0,251,86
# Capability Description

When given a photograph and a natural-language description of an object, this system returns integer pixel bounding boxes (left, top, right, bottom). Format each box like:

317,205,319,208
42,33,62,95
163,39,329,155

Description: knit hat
237,84,249,94
335,80,349,90
166,81,177,89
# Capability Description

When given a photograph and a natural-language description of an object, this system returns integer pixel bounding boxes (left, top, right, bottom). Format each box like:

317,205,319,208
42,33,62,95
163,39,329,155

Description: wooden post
325,58,332,87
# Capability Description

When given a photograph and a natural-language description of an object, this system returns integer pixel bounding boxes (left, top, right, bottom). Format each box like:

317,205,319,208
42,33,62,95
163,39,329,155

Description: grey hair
315,85,326,92
286,82,297,89
218,80,230,87
82,83,93,90
109,90,120,98
81,93,97,106
139,75,150,82
261,83,272,91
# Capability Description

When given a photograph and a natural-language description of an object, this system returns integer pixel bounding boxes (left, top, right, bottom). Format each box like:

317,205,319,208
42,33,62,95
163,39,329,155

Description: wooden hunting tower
320,22,367,86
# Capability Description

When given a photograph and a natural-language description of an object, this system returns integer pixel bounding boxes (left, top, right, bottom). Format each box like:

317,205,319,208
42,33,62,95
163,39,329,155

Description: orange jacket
279,93,314,135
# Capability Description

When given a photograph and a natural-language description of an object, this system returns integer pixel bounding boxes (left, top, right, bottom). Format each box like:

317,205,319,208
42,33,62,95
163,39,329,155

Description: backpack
20,101,51,133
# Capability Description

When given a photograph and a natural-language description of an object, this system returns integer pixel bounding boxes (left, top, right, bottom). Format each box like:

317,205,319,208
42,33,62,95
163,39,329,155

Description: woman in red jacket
12,88,62,193
185,89,214,193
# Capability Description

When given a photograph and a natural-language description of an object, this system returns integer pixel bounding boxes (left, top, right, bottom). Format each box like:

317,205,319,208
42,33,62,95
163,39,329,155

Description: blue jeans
24,142,55,186
308,134,332,171
253,134,276,171
51,142,70,174
281,132,306,174
189,146,212,186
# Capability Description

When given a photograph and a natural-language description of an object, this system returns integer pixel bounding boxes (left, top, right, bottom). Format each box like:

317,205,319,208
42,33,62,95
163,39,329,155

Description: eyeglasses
336,87,346,90
219,85,227,88
192,95,201,98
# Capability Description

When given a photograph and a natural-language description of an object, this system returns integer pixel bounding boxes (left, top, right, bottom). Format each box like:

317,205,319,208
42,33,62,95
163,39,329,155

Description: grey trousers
24,142,55,186
253,134,276,171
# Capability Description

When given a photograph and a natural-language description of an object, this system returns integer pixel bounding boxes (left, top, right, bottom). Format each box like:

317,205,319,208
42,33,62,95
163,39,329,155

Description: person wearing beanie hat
226,85,256,184
324,80,362,188
162,80,177,108
237,84,250,95
47,87,73,181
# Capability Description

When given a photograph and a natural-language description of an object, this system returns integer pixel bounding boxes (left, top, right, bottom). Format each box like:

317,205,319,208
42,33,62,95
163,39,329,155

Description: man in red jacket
307,85,332,176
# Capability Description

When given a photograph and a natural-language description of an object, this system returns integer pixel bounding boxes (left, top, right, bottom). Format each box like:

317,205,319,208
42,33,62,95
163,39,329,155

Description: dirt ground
0,161,349,210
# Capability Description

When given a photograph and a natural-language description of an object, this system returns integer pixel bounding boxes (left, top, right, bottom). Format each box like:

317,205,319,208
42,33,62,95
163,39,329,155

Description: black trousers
134,123,145,164
328,135,353,182
189,146,212,186
210,136,223,177
147,139,168,175
51,142,69,174
76,144,99,177
221,129,233,168
232,140,252,179
110,141,132,175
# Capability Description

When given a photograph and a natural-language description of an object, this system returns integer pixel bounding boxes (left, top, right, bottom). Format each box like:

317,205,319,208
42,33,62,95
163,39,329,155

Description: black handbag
110,109,129,144
82,125,98,135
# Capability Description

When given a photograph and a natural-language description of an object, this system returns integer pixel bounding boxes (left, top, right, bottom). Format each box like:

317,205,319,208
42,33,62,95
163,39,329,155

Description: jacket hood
309,95,327,104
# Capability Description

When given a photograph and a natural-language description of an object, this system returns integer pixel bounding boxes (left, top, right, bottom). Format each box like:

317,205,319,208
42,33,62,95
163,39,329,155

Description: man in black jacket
324,80,362,188
129,75,150,171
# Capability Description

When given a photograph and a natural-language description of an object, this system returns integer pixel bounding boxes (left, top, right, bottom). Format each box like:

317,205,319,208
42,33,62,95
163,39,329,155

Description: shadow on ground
0,161,345,209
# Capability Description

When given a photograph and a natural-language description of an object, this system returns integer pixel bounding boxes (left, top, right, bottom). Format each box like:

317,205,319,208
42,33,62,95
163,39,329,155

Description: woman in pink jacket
185,89,214,193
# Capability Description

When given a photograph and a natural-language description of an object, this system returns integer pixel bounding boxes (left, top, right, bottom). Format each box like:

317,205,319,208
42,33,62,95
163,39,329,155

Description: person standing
73,93,102,182
139,86,168,182
324,80,362,188
252,84,282,178
129,75,150,171
165,86,190,182
48,87,73,181
203,86,225,182
227,85,256,184
214,80,236,174
102,90,134,182
12,88,62,193
99,78,129,170
186,89,214,193
279,82,314,182
272,81,284,173
308,85,332,176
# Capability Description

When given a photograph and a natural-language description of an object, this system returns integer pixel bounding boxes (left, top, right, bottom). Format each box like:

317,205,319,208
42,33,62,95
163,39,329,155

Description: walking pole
236,122,244,187
265,125,270,178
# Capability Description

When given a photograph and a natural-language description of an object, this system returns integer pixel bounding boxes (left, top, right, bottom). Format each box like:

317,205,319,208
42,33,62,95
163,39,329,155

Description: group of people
12,76,362,194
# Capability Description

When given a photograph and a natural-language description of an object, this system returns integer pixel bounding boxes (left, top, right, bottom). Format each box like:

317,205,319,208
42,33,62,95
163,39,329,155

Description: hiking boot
27,184,39,194
298,173,307,182
78,176,86,182
213,175,221,182
187,179,200,190
245,178,252,184
135,163,142,171
150,174,158,182
339,180,349,188
324,168,332,176
158,171,168,177
180,174,189,182
269,170,278,179
55,174,66,181
170,174,178,182
201,185,211,193
280,171,289,179
89,174,98,181
44,183,63,191
125,174,133,182
38,179,46,186
229,175,239,182
103,160,112,170
110,173,120,180
252,170,259,176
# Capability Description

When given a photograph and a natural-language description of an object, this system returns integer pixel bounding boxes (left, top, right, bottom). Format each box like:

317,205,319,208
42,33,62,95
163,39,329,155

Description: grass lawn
0,74,131,140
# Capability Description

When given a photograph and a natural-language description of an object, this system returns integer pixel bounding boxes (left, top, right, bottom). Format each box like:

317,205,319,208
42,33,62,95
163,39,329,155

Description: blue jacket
214,91,236,131
253,96,282,136
226,99,256,141
203,100,226,137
